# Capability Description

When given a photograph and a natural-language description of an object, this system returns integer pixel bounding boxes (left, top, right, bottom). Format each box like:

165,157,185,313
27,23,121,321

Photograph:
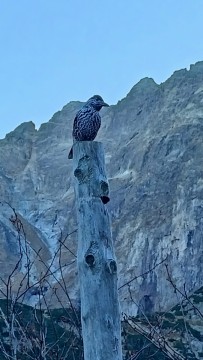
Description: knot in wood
100,180,109,194
74,155,92,184
106,259,117,274
100,180,110,204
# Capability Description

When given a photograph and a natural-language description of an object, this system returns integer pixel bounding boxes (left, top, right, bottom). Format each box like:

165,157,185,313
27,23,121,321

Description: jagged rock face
0,62,203,312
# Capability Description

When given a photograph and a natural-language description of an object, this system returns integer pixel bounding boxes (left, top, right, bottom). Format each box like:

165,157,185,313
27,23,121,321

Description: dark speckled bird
68,95,109,159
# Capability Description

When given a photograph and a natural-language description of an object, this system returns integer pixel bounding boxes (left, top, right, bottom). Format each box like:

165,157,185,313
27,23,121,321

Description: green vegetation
0,299,83,360
0,284,203,360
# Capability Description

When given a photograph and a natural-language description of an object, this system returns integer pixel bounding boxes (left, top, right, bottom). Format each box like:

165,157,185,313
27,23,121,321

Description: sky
0,0,203,139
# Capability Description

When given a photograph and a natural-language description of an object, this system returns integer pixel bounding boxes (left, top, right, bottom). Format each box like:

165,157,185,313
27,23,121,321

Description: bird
68,95,109,159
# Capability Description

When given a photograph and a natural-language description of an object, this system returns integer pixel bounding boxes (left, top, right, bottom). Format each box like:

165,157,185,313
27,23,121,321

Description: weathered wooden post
73,141,122,360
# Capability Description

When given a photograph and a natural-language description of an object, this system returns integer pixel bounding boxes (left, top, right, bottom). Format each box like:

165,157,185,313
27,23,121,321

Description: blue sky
0,0,203,139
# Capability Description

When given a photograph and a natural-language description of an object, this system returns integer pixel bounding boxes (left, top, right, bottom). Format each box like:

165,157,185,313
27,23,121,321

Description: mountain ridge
0,61,203,316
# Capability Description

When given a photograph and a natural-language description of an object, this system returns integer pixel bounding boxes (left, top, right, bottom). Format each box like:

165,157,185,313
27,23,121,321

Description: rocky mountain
0,61,203,320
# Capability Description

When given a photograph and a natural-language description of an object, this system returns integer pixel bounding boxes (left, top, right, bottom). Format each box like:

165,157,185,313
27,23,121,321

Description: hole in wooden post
85,254,95,267
101,196,110,204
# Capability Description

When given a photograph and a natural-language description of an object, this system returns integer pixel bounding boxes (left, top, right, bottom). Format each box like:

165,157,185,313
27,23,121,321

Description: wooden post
73,141,122,360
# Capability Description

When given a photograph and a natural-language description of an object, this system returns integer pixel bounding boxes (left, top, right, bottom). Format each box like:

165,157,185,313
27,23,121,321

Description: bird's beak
102,102,109,107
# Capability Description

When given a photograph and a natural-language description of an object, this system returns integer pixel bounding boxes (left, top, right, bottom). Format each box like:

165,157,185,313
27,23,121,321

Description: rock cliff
0,61,203,314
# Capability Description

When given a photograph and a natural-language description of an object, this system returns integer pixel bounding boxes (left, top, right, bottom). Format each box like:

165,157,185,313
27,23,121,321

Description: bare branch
119,257,167,290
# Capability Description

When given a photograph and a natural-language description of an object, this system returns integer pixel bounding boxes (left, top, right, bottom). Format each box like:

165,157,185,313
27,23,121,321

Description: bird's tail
68,146,73,159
